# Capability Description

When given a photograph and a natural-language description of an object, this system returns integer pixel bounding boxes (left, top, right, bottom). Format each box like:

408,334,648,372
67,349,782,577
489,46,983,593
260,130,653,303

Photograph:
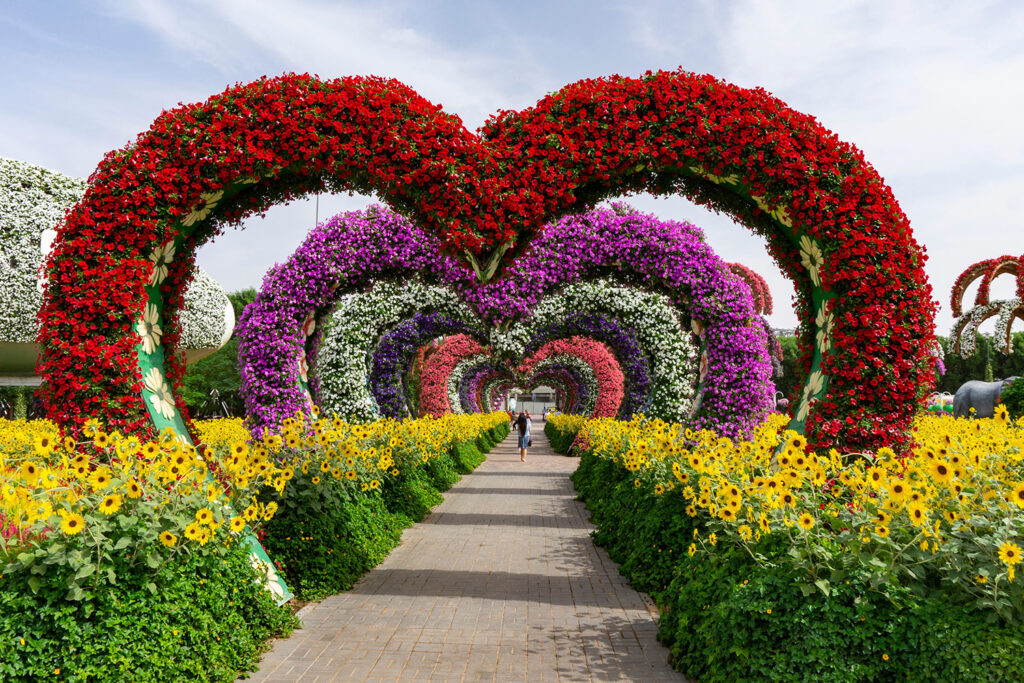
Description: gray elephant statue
953,377,1020,418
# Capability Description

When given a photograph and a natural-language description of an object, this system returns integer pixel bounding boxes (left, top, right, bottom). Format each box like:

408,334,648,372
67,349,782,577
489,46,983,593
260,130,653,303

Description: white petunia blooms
314,281,482,421
446,354,495,414
950,298,1024,357
532,354,599,416
144,367,177,420
179,268,231,350
491,279,699,422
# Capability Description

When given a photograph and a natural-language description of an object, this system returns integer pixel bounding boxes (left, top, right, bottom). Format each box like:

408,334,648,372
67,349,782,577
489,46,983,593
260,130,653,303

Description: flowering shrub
951,254,1024,316
564,412,1024,680
949,254,1024,357
371,313,478,418
39,71,933,453
0,158,231,357
493,279,698,420
419,335,492,417
521,337,624,417
480,206,773,439
242,204,765,437
0,411,507,678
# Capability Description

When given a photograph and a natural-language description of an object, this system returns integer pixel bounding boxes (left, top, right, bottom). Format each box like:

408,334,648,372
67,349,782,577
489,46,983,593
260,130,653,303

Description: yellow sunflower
60,512,86,535
1011,482,1024,510
98,494,123,516
998,541,1023,567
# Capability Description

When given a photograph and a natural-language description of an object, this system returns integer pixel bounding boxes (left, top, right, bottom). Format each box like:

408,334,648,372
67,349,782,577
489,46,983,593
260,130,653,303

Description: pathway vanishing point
246,428,685,682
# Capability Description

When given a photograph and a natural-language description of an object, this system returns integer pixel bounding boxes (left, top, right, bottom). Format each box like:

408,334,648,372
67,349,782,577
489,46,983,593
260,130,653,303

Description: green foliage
0,545,296,682
181,339,243,413
572,446,1024,682
776,334,802,401
937,333,1024,394
259,424,504,601
261,487,407,601
451,440,485,473
545,419,580,453
1003,377,1024,420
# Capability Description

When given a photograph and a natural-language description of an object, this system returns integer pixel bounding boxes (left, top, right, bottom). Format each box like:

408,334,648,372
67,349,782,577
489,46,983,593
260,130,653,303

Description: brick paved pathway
246,428,684,682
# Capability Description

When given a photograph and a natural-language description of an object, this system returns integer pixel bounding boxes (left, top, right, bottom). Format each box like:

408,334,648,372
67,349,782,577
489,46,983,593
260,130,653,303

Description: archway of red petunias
39,70,935,452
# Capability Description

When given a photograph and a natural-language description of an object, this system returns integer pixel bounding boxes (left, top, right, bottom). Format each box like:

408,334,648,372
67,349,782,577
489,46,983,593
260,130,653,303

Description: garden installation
0,62,1019,683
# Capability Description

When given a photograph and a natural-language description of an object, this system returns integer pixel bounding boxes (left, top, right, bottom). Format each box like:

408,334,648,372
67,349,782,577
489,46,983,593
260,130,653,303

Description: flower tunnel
229,204,772,439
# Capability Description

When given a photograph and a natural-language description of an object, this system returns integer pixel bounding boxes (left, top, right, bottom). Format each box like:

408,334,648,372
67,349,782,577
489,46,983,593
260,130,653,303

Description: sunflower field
557,411,1024,682
0,411,508,681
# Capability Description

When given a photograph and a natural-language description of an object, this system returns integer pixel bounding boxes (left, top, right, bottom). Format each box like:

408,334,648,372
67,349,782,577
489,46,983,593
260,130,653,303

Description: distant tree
776,336,801,403
937,332,1024,393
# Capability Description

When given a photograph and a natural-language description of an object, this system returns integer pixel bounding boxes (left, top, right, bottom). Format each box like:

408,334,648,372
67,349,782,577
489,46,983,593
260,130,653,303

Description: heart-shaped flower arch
237,205,771,439
40,70,935,452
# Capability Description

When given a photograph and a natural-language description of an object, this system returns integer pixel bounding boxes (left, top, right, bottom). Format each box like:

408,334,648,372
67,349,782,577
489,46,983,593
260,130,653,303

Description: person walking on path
516,411,531,462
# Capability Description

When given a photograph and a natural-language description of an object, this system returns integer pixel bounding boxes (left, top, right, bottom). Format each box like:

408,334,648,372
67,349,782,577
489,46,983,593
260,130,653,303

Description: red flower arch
727,262,773,315
950,254,1024,316
39,70,935,452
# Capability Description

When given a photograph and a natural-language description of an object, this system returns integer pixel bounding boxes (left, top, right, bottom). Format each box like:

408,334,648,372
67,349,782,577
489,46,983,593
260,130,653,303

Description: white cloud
5,0,1024,340
107,0,552,131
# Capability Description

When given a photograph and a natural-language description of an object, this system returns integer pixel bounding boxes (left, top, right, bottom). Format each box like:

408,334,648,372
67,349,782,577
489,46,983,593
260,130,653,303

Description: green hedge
0,546,296,682
544,420,576,453
261,423,505,601
572,446,1024,682
1003,377,1024,420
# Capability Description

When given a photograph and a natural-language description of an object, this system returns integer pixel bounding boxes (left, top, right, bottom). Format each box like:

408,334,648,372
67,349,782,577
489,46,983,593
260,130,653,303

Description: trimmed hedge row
0,545,297,682
544,419,577,454
571,441,1024,682
261,422,507,601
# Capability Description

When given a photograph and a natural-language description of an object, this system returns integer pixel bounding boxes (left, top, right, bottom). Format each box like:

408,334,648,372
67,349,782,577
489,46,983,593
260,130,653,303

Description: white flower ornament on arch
144,367,177,420
181,190,224,227
148,240,176,286
797,370,825,422
799,235,824,287
815,301,834,354
136,303,163,354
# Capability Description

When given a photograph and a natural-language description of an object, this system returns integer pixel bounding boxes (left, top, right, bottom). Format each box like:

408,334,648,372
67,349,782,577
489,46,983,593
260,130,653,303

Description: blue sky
3,0,1024,332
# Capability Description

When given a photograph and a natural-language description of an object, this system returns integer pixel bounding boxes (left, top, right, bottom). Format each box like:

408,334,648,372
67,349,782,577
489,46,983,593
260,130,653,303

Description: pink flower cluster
419,335,490,417
519,337,624,418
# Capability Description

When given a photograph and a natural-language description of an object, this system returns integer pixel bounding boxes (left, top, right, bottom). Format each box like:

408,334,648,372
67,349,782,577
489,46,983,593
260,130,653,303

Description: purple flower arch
239,204,771,438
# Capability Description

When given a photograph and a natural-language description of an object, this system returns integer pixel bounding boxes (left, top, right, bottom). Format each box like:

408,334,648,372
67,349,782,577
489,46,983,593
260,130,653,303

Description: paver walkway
247,428,684,682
